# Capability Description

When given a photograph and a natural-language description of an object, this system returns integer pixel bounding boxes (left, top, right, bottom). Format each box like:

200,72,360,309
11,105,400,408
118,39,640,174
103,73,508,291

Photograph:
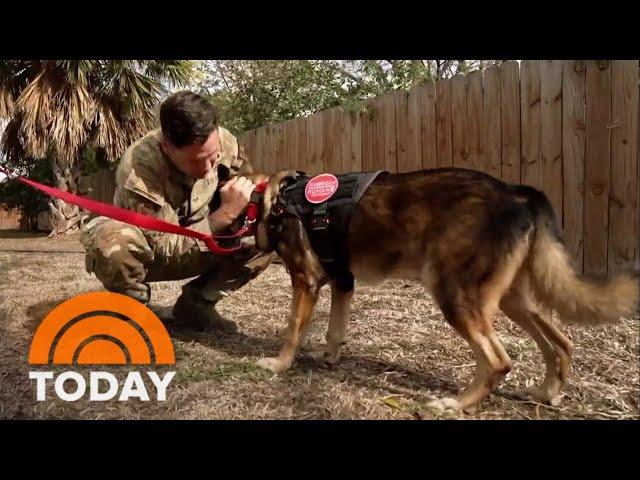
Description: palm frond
3,59,190,167
144,60,194,87
15,70,52,158
55,60,97,85
1,114,27,165
49,81,95,164
0,60,21,118
92,99,127,160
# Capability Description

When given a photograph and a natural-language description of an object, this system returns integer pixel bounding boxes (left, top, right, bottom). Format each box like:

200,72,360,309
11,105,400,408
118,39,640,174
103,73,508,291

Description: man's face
162,129,220,179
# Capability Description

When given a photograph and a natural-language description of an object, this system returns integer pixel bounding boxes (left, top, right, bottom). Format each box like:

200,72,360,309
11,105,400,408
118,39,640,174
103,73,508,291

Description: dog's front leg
256,278,320,374
308,283,352,364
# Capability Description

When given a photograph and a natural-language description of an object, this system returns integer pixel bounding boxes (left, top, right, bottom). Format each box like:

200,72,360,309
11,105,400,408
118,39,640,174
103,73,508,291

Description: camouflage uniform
80,127,273,330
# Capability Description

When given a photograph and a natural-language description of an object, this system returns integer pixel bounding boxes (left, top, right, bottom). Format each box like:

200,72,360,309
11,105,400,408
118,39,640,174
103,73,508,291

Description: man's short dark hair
160,91,218,147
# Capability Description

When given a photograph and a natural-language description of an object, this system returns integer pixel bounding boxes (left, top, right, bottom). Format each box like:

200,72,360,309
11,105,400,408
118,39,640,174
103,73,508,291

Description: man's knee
81,217,154,299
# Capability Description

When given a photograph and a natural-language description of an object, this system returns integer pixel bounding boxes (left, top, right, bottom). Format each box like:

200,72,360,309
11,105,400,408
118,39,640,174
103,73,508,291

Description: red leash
0,164,266,255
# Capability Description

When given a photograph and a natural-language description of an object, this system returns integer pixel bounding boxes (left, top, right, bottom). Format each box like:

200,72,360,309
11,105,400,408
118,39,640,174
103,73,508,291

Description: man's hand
220,176,255,217
208,176,256,233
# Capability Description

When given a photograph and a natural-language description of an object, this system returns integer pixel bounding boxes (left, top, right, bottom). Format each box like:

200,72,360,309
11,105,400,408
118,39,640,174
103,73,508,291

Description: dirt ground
0,230,638,420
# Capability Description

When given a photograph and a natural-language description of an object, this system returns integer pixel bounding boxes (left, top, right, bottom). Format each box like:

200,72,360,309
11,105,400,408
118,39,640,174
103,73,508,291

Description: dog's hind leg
308,283,353,364
427,234,531,412
256,279,321,374
500,273,573,406
427,300,513,412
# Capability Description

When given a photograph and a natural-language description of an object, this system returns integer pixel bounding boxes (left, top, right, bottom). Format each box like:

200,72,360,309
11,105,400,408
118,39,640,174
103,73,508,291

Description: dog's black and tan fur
248,167,638,412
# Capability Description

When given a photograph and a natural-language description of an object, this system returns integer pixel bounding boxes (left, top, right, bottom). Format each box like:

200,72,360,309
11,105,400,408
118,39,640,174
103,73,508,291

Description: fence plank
273,122,285,171
383,93,398,172
361,102,375,171
347,110,362,173
500,61,521,184
290,119,300,171
520,60,541,189
0,207,22,230
483,65,502,178
339,109,352,174
323,108,342,173
608,60,639,273
467,70,484,172
264,125,275,173
584,60,612,277
306,113,324,175
371,96,387,171
279,120,293,170
562,60,586,272
253,126,266,173
540,60,564,225
238,129,256,167
436,79,453,167
396,89,422,172
451,75,470,169
247,129,258,166
371,94,397,171
294,116,308,173
418,83,437,170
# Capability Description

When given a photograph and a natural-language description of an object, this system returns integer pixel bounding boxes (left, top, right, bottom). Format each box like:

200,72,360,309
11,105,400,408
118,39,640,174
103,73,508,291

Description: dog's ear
262,169,303,220
275,169,304,190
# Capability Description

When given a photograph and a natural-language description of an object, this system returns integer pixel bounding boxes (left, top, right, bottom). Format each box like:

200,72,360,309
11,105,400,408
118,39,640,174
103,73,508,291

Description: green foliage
193,60,503,135
194,61,351,134
0,155,52,227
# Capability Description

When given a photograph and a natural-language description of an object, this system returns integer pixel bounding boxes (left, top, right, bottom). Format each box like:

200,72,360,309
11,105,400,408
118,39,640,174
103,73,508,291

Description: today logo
28,291,176,402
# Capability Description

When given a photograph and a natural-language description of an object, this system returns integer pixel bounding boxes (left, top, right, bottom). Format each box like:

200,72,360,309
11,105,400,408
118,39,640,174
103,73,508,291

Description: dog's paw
255,357,290,374
518,386,563,406
426,397,461,412
306,348,339,364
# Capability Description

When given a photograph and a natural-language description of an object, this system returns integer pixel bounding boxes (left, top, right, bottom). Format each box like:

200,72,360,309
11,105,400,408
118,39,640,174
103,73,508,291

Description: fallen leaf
382,396,401,409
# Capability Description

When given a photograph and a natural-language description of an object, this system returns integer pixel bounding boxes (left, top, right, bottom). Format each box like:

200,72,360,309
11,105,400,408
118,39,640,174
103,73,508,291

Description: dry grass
0,231,638,420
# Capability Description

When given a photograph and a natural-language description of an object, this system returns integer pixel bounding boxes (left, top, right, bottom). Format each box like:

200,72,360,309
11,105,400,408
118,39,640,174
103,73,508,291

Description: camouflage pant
80,215,274,305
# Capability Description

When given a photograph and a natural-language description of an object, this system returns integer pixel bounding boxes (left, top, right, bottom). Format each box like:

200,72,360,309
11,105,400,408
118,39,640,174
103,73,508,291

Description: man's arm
208,205,240,234
207,176,256,234
118,187,203,259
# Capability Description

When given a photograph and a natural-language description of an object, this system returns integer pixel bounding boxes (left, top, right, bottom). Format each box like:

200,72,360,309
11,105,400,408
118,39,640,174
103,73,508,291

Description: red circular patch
304,174,339,204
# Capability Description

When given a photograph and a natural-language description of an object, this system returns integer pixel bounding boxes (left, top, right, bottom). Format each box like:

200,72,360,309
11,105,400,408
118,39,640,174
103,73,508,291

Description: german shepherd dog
246,167,638,412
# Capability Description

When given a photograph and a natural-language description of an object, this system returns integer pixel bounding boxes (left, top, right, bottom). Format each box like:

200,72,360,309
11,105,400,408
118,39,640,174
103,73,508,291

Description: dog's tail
519,185,639,325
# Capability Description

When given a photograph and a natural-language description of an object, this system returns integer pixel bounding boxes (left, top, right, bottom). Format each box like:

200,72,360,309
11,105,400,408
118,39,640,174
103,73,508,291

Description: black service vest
272,170,387,291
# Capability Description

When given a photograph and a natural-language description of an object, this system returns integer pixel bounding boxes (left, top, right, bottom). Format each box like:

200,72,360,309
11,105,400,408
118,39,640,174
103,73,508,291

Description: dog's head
210,160,269,242
254,169,304,253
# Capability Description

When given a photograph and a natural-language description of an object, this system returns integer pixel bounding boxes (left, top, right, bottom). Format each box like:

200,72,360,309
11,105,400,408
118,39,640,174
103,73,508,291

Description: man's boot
171,291,238,333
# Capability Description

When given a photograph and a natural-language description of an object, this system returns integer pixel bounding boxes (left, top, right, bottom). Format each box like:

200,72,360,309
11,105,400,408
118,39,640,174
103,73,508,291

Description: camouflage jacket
113,127,244,259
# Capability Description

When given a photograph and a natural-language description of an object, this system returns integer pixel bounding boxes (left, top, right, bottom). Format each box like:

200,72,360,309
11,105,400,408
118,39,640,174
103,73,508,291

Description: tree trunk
47,156,88,237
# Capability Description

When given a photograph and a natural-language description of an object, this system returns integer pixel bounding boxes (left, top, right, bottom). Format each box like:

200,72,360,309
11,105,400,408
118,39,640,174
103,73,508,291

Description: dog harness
270,170,388,292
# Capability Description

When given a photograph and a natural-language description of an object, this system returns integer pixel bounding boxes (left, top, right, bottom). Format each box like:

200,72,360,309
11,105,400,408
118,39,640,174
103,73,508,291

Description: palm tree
0,60,193,235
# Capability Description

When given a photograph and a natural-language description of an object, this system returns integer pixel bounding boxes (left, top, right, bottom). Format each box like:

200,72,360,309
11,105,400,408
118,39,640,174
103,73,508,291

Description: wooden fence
0,207,23,229
78,169,116,204
238,60,640,276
